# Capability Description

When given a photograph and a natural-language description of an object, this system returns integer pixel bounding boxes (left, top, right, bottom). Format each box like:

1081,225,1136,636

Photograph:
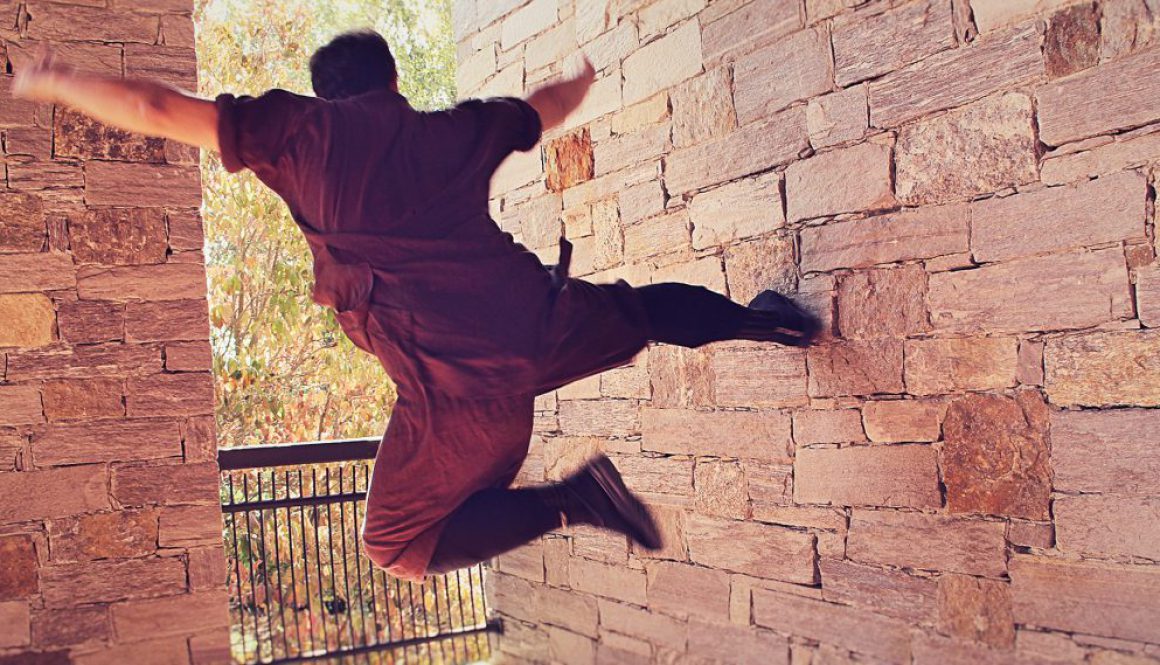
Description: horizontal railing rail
218,437,381,471
218,440,496,665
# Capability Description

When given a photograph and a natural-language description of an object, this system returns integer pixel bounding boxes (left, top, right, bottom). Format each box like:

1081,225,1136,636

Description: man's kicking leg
425,282,819,575
638,282,821,348
427,455,659,574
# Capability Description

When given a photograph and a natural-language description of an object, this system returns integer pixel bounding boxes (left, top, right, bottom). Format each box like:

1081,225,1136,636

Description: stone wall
453,0,1160,663
0,2,227,664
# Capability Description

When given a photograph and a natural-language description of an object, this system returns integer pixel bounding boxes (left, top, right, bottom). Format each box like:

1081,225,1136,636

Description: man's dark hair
310,29,397,100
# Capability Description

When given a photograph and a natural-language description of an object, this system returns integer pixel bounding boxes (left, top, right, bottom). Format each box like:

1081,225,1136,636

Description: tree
195,0,455,447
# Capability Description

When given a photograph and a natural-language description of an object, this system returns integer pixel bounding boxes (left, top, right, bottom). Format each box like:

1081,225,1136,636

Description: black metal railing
219,438,497,664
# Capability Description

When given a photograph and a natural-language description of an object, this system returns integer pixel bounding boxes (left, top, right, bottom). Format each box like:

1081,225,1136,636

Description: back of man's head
310,29,397,100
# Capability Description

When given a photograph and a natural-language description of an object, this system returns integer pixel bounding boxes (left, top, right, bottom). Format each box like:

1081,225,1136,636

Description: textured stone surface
78,263,208,301
1051,409,1160,495
0,253,76,294
795,445,941,508
56,300,124,345
1140,262,1160,328
700,0,802,66
0,465,110,524
836,265,928,339
31,606,110,648
734,27,832,123
1045,330,1160,406
40,558,185,606
800,204,970,273
5,344,161,382
687,619,790,664
125,299,210,342
927,248,1132,333
972,171,1147,262
847,510,1007,577
671,66,735,148
1044,3,1101,78
1037,43,1160,145
941,391,1049,520
545,129,593,192
1054,495,1160,559
48,510,158,562
753,589,913,662
158,505,224,548
786,142,896,222
794,409,865,445
641,408,791,461
694,459,750,519
70,208,168,266
1010,556,1160,642
623,19,702,104
1041,128,1160,185
896,92,1037,205
686,514,817,584
0,294,55,348
906,336,1014,397
41,378,124,421
124,44,198,91
862,400,944,443
869,24,1043,128
54,109,165,163
807,86,868,149
112,462,220,507
807,339,905,397
568,557,646,605
820,559,938,623
723,234,796,305
689,172,782,250
664,106,809,194
937,575,1015,648
0,193,46,251
111,591,231,642
127,373,214,417
84,161,197,208
0,535,38,600
711,344,809,407
833,0,956,86
0,601,31,649
34,418,182,467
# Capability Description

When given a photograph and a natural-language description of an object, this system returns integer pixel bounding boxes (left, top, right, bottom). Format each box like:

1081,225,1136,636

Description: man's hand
13,48,220,152
526,54,596,132
12,49,69,103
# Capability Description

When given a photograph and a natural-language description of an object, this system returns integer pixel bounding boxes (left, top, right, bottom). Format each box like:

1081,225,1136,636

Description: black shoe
561,455,663,551
746,289,822,347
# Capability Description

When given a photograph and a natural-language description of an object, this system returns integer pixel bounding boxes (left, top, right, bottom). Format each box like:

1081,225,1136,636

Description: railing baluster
335,469,358,655
226,475,250,661
255,473,278,663
296,470,316,659
311,469,330,655
282,470,304,659
268,471,291,660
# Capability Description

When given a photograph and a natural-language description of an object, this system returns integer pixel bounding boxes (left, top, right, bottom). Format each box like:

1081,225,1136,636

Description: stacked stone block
0,3,226,664
453,0,1160,662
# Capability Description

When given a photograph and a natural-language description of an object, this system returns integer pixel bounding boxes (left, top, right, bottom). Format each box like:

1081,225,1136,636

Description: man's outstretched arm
524,56,595,132
14,54,219,152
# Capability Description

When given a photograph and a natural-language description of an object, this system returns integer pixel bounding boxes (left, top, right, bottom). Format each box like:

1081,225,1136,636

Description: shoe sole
587,455,664,551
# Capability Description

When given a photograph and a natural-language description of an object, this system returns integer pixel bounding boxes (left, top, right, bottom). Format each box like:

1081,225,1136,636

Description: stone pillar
0,2,227,664
455,0,1160,662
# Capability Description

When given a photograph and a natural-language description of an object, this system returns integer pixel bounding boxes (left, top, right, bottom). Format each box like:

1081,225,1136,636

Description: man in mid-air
17,30,819,580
